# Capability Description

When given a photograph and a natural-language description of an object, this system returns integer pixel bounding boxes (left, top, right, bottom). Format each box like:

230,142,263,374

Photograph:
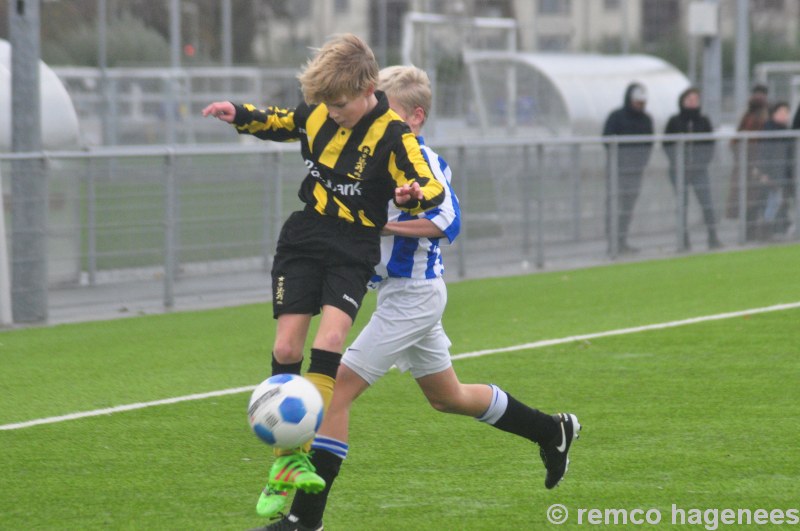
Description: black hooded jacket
757,118,793,184
602,83,654,171
663,88,715,170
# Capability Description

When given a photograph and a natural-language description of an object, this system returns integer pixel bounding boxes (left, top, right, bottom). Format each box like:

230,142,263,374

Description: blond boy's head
298,33,379,105
377,65,432,127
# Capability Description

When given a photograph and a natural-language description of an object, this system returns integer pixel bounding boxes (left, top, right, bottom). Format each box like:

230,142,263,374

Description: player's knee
427,395,459,414
314,329,348,353
272,341,303,364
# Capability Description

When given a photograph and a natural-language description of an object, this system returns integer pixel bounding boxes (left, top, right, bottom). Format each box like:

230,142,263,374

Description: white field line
3,301,799,432
0,386,255,431
451,301,800,361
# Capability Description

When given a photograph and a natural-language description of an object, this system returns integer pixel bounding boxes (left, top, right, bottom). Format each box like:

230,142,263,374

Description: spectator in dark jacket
755,102,794,238
663,87,722,250
727,90,768,222
602,82,654,254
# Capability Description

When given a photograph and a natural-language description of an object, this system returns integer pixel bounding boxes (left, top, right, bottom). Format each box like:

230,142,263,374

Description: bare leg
316,363,371,443
312,305,354,353
415,367,493,416
272,313,312,364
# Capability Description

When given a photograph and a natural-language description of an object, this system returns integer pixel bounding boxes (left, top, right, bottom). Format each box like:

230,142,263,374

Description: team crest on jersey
275,276,285,305
348,146,371,180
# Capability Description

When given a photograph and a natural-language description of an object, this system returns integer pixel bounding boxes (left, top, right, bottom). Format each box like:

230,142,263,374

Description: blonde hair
297,33,379,105
377,65,432,124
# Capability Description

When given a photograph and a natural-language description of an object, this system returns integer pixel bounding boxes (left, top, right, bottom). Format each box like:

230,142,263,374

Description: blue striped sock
476,384,509,425
311,435,349,460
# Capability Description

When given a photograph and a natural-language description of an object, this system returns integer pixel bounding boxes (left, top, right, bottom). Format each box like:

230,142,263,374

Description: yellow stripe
401,132,434,181
332,196,354,222
306,105,329,150
358,112,392,156
388,151,406,184
319,127,352,168
358,210,375,227
312,182,328,215
237,104,296,135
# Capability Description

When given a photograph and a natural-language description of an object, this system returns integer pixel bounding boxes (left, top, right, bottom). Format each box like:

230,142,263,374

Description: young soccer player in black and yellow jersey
250,64,582,531
203,33,445,519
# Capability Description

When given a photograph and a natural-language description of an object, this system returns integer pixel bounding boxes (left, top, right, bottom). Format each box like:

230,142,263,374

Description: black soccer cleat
249,513,323,531
539,413,581,489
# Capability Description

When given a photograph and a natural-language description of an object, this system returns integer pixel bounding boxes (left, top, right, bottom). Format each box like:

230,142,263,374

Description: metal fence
1,130,798,325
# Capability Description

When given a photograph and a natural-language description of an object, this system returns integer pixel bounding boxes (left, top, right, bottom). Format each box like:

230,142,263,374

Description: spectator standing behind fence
753,102,794,239
602,82,654,255
663,87,722,250
726,86,769,233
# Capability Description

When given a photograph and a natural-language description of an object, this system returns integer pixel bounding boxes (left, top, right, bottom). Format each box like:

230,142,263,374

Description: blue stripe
312,435,349,459
386,211,419,278
382,139,460,279
441,178,461,243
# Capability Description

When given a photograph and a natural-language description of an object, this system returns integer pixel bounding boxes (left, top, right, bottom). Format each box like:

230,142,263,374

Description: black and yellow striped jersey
231,91,445,228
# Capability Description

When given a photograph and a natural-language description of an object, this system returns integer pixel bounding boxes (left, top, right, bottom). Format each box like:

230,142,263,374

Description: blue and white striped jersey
372,137,461,282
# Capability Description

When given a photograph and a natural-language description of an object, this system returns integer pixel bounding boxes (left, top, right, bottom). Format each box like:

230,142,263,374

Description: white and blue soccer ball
247,374,324,450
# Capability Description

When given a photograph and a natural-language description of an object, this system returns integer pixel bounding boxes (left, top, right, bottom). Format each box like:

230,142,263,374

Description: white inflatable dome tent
462,51,691,136
0,39,81,149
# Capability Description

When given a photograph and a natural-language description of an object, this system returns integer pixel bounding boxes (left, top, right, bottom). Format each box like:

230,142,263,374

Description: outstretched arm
201,101,236,123
382,218,445,238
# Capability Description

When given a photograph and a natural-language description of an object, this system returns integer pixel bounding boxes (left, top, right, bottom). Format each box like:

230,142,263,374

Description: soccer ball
247,374,324,449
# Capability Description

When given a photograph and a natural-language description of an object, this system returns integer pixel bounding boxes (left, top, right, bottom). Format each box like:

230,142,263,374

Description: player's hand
394,182,423,205
202,101,236,123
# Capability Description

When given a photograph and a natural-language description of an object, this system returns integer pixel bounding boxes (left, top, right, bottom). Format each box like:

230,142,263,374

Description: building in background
251,0,800,58
27,0,800,144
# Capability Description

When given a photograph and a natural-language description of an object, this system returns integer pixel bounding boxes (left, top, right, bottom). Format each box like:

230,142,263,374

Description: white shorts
342,276,452,385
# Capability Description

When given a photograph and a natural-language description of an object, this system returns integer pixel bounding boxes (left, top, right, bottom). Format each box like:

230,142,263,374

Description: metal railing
1,129,798,325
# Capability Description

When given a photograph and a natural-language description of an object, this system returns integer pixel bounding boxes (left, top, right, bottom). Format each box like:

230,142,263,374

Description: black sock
308,348,341,379
271,353,302,376
291,449,342,527
492,394,558,445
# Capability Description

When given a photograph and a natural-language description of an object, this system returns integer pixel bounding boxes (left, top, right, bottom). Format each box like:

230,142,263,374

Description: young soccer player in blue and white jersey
255,66,581,531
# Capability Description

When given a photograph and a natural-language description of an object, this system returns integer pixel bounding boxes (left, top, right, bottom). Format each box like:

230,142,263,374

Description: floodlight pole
97,0,114,146
9,0,47,323
166,0,181,145
221,0,232,67
701,0,722,125
733,0,750,122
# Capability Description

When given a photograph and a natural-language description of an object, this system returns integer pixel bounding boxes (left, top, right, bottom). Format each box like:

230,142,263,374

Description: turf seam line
3,301,798,431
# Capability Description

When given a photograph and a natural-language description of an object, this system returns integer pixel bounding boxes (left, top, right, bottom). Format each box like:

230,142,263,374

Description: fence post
570,143,582,241
0,165,12,326
794,137,800,241
273,152,284,268
85,158,97,285
535,143,545,269
521,144,531,256
263,152,281,272
737,135,748,244
608,141,620,258
163,149,177,309
675,139,687,252
456,145,467,279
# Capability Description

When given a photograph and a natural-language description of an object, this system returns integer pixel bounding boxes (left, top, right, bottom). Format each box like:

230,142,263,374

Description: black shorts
271,209,381,321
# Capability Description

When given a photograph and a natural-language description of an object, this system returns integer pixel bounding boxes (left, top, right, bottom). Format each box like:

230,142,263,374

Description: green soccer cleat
256,484,289,518
268,452,326,494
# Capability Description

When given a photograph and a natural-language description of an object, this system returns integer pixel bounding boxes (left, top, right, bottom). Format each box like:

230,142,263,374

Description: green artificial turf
1,245,798,530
